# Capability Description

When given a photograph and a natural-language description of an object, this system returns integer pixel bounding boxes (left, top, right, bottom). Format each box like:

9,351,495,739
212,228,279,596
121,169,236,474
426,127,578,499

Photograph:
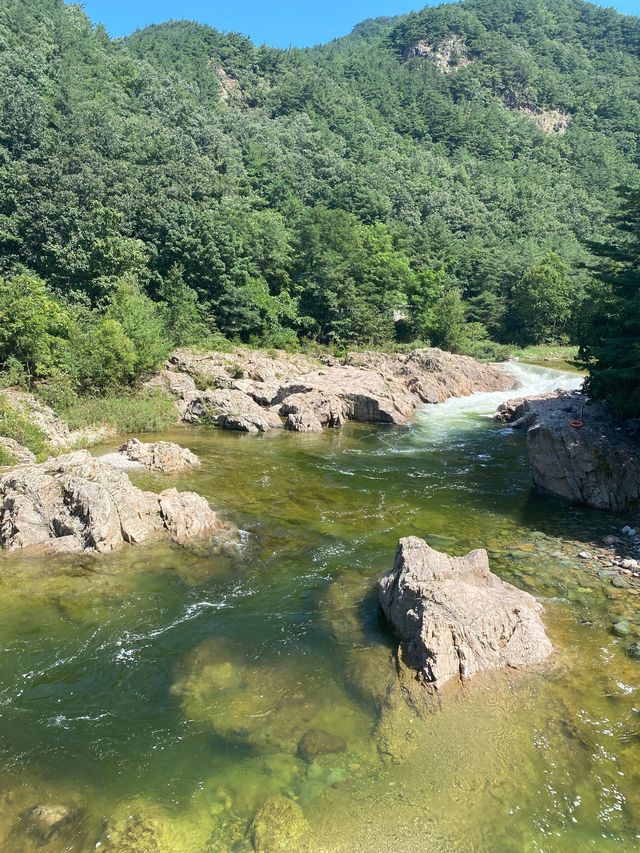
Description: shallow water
1,364,639,852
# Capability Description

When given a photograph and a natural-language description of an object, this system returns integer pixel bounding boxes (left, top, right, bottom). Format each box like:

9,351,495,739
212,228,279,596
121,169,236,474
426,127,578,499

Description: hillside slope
1,0,639,349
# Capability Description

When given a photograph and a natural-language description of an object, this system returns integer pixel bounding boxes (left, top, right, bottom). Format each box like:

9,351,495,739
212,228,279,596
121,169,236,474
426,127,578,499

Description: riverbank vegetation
0,0,638,419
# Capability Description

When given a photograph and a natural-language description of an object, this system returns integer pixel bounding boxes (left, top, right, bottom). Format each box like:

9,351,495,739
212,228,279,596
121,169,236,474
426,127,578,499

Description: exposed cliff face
496,391,640,512
517,104,572,134
403,34,471,72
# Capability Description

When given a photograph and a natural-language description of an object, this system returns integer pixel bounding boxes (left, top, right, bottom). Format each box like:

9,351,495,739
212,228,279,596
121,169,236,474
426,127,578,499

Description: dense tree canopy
0,0,639,396
578,186,640,417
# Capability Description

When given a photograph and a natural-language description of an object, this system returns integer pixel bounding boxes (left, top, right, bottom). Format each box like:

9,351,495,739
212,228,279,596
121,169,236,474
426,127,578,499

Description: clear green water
1,365,639,852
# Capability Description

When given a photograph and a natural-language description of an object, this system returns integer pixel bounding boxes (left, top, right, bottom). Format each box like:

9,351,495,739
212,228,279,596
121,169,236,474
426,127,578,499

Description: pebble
612,620,632,637
612,576,630,589
578,551,592,561
626,643,640,661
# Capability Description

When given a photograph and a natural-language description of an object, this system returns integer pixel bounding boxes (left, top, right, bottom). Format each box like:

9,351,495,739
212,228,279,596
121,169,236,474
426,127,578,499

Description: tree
106,277,171,376
578,186,640,417
74,318,138,392
0,274,71,383
509,253,575,344
159,264,205,346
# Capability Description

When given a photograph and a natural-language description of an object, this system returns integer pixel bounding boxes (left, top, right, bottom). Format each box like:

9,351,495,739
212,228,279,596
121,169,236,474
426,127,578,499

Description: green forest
0,0,638,413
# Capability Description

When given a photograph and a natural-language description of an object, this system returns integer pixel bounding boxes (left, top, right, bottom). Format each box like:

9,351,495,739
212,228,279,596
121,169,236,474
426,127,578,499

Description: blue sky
77,0,640,47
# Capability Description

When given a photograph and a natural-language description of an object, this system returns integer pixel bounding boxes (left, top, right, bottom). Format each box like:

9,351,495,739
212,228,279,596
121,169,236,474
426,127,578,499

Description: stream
1,363,639,852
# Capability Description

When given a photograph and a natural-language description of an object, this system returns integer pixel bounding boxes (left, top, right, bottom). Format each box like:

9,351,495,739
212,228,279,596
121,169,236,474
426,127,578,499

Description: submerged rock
114,438,200,472
0,450,230,555
296,729,346,763
23,804,71,843
379,537,553,689
496,391,640,512
249,795,311,853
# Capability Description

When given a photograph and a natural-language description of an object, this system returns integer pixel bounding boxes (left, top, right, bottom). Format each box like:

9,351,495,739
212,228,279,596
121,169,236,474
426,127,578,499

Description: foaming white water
413,361,584,438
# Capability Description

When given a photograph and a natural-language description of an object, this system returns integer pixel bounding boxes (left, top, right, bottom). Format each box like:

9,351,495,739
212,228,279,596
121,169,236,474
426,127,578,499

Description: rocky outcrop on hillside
379,537,553,689
403,35,471,72
0,451,230,555
496,391,640,512
518,104,572,134
154,347,516,434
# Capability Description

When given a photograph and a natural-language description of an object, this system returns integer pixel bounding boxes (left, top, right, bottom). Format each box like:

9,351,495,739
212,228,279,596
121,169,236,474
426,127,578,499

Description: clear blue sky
76,0,640,47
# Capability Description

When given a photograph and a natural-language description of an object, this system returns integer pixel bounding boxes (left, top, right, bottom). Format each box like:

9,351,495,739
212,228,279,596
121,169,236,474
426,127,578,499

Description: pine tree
578,186,640,417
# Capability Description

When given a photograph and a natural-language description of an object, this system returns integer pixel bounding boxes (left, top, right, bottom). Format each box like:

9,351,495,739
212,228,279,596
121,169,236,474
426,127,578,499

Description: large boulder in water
111,438,200,472
0,450,230,555
379,537,552,689
496,391,640,511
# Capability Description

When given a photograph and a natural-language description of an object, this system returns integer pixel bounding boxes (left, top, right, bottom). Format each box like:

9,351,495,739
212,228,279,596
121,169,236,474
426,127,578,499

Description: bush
74,318,139,393
60,390,178,434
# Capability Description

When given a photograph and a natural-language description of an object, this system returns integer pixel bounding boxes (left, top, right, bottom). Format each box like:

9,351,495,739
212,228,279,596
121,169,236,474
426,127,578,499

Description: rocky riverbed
148,346,517,433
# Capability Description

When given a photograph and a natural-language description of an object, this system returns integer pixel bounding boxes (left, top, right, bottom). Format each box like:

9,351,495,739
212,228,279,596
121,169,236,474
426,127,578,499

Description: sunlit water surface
1,364,639,852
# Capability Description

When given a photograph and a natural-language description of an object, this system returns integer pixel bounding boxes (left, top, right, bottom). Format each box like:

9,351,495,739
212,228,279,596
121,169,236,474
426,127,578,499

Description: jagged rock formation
496,391,640,511
154,347,516,434
109,438,201,472
379,537,553,689
0,451,230,555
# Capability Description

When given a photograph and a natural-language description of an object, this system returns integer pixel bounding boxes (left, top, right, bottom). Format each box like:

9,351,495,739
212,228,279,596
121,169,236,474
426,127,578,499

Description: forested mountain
0,0,639,394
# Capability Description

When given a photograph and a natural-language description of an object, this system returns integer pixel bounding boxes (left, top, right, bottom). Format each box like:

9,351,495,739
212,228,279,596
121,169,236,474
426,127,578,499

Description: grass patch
0,398,50,460
61,390,178,434
0,445,15,466
509,344,579,362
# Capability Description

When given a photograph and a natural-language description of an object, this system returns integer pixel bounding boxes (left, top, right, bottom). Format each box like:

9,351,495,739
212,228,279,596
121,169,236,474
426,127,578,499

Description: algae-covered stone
171,638,368,756
297,729,346,763
98,802,210,853
612,620,632,637
249,795,311,853
24,804,72,843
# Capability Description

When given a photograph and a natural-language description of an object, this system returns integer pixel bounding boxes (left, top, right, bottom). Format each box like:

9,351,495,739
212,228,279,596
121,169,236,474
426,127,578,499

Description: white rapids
413,361,584,438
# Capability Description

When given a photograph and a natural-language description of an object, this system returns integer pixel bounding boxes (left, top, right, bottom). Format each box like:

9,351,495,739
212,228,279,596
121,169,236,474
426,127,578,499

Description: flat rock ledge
496,391,640,512
379,537,553,689
0,450,229,556
147,347,517,434
104,438,201,472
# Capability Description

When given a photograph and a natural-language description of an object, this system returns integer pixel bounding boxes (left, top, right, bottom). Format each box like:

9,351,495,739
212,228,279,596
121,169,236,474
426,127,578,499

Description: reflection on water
1,364,639,851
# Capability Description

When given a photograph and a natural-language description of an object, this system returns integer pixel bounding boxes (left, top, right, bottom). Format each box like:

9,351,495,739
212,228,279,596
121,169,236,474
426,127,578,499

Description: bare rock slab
115,438,200,472
379,537,552,689
0,451,230,556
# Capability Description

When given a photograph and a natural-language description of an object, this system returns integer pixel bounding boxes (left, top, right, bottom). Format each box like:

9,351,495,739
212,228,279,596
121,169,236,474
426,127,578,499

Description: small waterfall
413,362,584,439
